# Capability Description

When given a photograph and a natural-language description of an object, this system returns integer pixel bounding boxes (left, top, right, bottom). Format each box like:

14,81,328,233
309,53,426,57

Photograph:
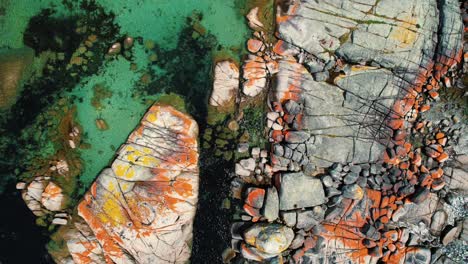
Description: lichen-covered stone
209,60,239,108
243,223,294,255
57,104,199,264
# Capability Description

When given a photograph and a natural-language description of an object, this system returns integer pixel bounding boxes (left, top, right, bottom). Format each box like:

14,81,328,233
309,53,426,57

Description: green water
0,1,256,261
1,0,248,49
0,0,249,192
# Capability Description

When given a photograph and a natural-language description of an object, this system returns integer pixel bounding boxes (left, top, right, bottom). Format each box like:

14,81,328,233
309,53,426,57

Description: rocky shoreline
2,0,466,263
223,0,467,263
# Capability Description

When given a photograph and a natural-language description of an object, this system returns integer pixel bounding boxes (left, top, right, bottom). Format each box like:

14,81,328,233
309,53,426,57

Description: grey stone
291,151,303,162
343,165,350,172
342,184,364,200
251,147,261,158
237,143,249,153
361,224,381,241
273,144,284,157
236,163,251,177
442,225,460,245
284,147,293,159
356,177,367,188
283,100,302,115
279,172,326,210
281,211,297,227
284,131,309,144
240,158,256,171
303,163,316,176
325,187,341,198
241,215,252,221
267,112,280,121
262,187,279,222
313,71,329,82
430,210,447,235
350,165,362,174
343,172,359,184
322,175,334,188
305,59,325,74
362,169,370,177
289,233,305,249
327,195,343,207
395,193,439,224
446,168,468,191
296,207,325,230
325,206,345,221
331,163,343,172
231,222,246,240
273,61,387,167
329,169,341,179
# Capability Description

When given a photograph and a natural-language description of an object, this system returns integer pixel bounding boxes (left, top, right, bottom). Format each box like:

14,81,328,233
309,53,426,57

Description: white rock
442,225,460,245
54,213,68,218
264,165,273,177
209,61,239,107
237,143,249,153
244,223,294,254
267,112,280,121
52,218,68,225
267,119,274,128
56,160,69,175
16,182,26,190
251,147,261,158
246,7,264,29
27,179,45,201
236,163,251,177
240,158,256,171
22,193,45,216
41,182,65,211
242,56,267,97
272,123,283,130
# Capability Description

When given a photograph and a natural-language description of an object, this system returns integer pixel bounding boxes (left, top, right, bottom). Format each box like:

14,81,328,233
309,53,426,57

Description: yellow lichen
389,16,418,48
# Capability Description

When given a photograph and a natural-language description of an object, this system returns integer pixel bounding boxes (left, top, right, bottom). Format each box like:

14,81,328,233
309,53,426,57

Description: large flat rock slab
279,172,325,210
277,0,462,83
272,60,395,167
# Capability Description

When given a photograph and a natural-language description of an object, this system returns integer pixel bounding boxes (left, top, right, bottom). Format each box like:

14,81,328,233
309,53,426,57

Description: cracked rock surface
53,105,199,264
229,0,466,263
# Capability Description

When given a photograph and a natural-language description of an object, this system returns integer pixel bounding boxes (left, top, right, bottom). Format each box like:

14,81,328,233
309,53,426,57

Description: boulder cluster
227,0,467,263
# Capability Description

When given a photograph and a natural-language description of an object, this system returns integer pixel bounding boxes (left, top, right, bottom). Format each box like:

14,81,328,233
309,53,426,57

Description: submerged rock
55,104,199,264
0,46,34,109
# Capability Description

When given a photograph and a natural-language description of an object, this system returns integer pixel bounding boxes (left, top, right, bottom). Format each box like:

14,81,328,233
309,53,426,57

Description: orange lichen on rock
58,104,199,264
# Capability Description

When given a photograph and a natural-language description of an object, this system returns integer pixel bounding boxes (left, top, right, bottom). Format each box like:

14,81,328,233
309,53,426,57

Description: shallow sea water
0,0,250,262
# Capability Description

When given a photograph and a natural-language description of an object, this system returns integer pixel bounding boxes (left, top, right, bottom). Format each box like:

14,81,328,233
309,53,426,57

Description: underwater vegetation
0,0,255,263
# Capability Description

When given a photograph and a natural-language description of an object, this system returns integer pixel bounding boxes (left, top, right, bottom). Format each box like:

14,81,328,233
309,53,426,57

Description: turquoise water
0,1,251,261
1,0,249,50
0,0,250,193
